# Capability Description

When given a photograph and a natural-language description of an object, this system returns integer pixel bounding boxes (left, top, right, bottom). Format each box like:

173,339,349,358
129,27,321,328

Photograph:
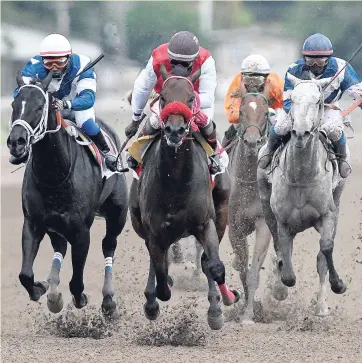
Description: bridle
9,84,61,150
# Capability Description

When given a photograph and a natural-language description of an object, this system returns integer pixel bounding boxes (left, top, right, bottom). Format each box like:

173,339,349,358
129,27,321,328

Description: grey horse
257,74,348,316
225,84,281,324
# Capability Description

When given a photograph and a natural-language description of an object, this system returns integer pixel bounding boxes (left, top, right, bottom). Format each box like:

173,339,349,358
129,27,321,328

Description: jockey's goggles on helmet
170,59,193,69
243,74,267,88
43,56,69,70
304,56,329,67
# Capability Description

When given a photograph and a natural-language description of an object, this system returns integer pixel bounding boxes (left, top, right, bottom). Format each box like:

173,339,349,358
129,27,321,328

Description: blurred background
1,0,362,147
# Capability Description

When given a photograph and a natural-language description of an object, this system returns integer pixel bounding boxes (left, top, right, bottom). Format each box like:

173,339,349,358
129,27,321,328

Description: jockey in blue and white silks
11,33,117,171
259,33,362,178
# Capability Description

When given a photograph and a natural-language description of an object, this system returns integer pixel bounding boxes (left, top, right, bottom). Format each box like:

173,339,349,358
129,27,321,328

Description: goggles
243,74,266,88
43,57,69,70
304,56,329,67
170,59,193,69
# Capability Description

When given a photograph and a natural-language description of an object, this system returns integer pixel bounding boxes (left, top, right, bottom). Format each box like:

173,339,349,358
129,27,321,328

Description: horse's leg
320,211,346,294
194,241,203,277
257,169,288,301
143,245,160,320
147,238,172,302
194,219,239,330
100,186,128,318
68,230,90,309
46,232,67,313
277,222,296,287
229,224,249,301
171,241,183,264
243,218,271,325
212,172,231,241
19,219,48,301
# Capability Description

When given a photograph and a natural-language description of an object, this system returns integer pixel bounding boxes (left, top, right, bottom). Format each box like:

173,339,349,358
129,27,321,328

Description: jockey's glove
54,98,71,111
125,120,140,138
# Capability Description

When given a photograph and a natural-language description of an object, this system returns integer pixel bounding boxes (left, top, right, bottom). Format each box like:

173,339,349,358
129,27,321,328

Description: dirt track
1,101,362,363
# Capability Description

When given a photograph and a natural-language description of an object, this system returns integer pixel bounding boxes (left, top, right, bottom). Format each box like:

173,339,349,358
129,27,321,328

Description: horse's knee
320,239,333,255
209,259,226,285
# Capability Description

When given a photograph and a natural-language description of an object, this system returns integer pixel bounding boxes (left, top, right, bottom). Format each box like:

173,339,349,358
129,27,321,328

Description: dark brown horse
129,67,239,330
225,83,287,324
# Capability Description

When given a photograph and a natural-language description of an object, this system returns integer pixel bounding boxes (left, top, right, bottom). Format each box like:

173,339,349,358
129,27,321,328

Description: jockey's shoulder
287,58,304,72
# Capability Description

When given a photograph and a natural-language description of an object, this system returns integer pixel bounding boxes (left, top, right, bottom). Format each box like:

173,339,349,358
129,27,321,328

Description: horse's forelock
292,81,322,104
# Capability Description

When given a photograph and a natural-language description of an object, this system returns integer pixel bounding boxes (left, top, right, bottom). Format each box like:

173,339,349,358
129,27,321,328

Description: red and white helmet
40,34,72,57
241,54,270,75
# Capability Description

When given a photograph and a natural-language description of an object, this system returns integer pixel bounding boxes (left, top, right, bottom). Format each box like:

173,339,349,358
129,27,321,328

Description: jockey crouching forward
11,33,117,171
125,30,226,174
259,33,362,178
222,54,284,150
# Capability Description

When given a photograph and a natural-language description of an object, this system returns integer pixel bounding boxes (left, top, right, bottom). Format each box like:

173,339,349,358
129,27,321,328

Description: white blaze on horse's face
249,101,257,112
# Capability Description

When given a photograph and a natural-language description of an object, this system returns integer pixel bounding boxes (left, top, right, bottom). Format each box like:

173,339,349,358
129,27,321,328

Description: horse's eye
189,96,195,103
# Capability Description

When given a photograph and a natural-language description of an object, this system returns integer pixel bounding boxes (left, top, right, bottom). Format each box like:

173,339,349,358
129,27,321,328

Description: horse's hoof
281,272,296,287
314,305,330,317
31,281,49,301
144,302,160,321
102,294,117,317
47,292,64,314
242,317,256,326
232,290,241,304
72,293,88,309
272,285,289,301
207,312,224,330
331,279,347,294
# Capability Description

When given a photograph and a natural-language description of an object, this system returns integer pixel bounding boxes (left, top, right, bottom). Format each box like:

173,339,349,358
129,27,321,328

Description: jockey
222,54,284,150
10,33,118,171
259,33,362,178
124,30,223,174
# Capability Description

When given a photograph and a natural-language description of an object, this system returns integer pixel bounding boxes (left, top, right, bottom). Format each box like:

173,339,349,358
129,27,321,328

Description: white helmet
241,54,270,75
40,34,72,57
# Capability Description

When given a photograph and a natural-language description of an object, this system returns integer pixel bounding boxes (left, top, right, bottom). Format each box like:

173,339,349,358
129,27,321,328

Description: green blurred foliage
124,1,213,65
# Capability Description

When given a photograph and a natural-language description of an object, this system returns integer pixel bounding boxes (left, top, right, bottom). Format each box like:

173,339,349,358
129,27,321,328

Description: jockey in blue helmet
259,33,362,178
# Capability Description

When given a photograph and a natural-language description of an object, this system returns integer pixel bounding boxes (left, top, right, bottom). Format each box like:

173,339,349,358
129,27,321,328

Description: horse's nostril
177,127,185,135
18,137,26,146
165,126,172,134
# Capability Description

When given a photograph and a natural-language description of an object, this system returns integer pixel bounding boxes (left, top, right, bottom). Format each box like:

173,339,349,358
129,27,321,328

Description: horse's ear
263,81,271,99
317,77,333,89
160,64,169,81
240,79,247,98
41,70,53,90
16,71,25,88
188,68,201,84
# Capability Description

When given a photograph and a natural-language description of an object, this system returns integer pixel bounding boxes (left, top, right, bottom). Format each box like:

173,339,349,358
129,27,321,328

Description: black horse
7,71,128,316
129,68,239,330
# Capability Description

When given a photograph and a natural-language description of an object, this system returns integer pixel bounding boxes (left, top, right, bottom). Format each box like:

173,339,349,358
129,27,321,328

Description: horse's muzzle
291,130,311,148
164,124,187,148
7,134,28,157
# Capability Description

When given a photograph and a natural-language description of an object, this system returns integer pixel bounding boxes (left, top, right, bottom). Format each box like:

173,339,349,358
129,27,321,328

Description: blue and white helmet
302,33,333,57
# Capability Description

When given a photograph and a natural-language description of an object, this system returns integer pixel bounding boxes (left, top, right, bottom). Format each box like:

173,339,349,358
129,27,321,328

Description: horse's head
238,81,270,147
7,71,53,158
158,64,201,148
287,73,331,148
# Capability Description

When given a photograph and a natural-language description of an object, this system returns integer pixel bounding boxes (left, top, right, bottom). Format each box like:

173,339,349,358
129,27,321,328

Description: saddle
57,111,119,177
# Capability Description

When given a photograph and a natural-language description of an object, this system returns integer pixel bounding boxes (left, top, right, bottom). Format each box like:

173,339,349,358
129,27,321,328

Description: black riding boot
332,137,351,178
258,125,284,169
89,131,118,172
221,124,237,153
200,121,221,174
126,118,159,170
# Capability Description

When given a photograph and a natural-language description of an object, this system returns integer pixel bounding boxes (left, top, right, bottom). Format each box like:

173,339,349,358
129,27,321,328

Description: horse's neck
158,138,195,187
233,141,258,180
31,110,72,185
286,134,323,184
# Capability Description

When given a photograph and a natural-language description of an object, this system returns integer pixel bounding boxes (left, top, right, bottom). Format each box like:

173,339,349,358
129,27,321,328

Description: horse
257,74,348,316
128,66,239,330
226,82,282,324
7,71,128,317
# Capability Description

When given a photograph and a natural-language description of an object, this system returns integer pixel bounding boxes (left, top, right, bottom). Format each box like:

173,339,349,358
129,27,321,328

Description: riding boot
126,117,159,170
258,125,285,169
331,135,351,178
221,124,237,153
89,131,118,172
200,121,222,174
9,151,29,165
